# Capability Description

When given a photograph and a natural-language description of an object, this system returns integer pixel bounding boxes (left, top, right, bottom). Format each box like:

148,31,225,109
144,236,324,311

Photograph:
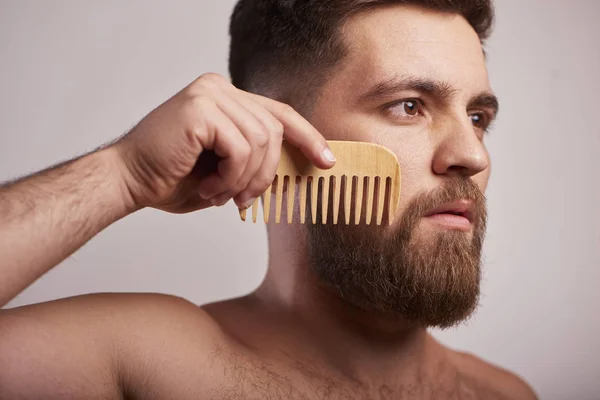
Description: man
0,0,538,398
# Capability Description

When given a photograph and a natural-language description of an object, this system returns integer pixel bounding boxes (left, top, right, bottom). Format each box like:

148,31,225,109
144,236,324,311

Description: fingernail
322,147,336,163
243,197,257,209
198,188,213,200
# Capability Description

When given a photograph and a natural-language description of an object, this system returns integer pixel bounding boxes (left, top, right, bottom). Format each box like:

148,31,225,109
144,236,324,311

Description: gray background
1,1,598,398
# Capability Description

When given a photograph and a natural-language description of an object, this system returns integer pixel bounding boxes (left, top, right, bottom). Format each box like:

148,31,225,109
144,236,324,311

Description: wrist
96,145,141,216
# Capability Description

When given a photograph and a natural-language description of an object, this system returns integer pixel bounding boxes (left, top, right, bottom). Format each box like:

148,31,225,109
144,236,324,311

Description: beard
306,178,487,329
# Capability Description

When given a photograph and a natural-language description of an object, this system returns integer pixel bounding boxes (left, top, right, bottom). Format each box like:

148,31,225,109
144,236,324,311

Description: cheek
391,136,436,202
387,148,434,225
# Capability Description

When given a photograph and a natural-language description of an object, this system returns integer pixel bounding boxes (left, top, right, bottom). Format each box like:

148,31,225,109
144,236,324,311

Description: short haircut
228,0,494,111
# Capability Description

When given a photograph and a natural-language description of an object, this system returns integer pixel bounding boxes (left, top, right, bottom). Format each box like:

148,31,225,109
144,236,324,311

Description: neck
252,223,445,383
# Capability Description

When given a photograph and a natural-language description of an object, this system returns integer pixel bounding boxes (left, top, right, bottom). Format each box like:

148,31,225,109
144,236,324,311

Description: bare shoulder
448,349,539,400
0,292,229,361
0,292,226,398
1,292,221,338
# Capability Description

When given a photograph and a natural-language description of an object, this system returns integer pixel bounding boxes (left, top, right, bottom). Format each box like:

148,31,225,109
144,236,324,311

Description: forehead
336,5,490,94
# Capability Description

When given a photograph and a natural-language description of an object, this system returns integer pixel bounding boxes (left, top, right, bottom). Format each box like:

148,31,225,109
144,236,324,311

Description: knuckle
187,123,205,143
191,73,224,93
234,142,252,161
279,103,296,117
254,176,275,192
187,94,212,111
198,72,225,85
270,120,285,137
182,83,203,98
180,102,215,144
181,96,212,129
252,128,270,149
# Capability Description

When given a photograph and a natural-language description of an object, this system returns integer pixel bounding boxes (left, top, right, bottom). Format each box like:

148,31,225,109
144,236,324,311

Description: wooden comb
239,140,401,225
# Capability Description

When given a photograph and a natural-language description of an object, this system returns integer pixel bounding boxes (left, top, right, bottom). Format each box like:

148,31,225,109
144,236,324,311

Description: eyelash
384,99,493,133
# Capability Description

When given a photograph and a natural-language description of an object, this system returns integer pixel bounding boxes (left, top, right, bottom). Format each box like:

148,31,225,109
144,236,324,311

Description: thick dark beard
306,178,487,329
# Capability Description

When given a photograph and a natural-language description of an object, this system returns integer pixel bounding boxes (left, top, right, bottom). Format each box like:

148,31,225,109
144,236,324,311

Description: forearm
0,146,134,306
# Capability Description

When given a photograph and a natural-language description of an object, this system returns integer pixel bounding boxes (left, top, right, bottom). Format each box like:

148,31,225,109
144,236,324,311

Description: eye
386,99,422,118
400,100,419,116
470,112,489,130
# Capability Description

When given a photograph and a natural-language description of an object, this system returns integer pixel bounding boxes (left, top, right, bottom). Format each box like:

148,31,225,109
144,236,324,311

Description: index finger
245,92,336,169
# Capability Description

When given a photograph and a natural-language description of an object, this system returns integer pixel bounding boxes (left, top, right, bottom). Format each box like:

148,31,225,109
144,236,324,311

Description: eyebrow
358,75,499,118
468,93,500,119
359,76,458,102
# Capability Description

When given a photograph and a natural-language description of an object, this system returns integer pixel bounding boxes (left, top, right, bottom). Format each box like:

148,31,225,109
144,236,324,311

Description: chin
307,224,484,329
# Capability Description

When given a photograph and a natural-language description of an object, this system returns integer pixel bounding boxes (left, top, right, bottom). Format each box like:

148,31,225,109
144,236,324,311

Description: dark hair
229,0,494,109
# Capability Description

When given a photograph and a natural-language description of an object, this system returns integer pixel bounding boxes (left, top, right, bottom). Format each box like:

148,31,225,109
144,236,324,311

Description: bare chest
208,379,511,400
199,351,511,400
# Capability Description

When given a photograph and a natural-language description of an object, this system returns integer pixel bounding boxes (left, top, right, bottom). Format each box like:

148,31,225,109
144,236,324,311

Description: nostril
445,165,471,177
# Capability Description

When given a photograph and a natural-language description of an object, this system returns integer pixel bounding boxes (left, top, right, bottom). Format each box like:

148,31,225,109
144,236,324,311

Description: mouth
423,199,475,231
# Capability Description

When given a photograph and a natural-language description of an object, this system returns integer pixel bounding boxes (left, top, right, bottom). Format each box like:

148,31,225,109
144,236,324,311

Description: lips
423,200,475,231
425,200,474,222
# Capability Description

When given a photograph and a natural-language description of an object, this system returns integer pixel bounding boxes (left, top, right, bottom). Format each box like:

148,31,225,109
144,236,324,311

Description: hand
113,73,336,213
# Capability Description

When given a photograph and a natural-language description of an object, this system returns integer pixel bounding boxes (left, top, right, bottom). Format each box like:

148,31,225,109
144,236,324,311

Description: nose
431,116,489,178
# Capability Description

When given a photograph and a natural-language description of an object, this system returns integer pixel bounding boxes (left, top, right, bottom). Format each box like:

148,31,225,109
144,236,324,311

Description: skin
0,5,538,400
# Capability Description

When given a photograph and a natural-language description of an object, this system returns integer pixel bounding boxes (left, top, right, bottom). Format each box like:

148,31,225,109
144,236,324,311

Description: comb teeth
238,140,401,225
240,173,395,225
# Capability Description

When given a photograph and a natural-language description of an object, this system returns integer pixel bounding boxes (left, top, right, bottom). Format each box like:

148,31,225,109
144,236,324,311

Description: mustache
398,178,487,230
414,178,485,214
308,177,486,228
